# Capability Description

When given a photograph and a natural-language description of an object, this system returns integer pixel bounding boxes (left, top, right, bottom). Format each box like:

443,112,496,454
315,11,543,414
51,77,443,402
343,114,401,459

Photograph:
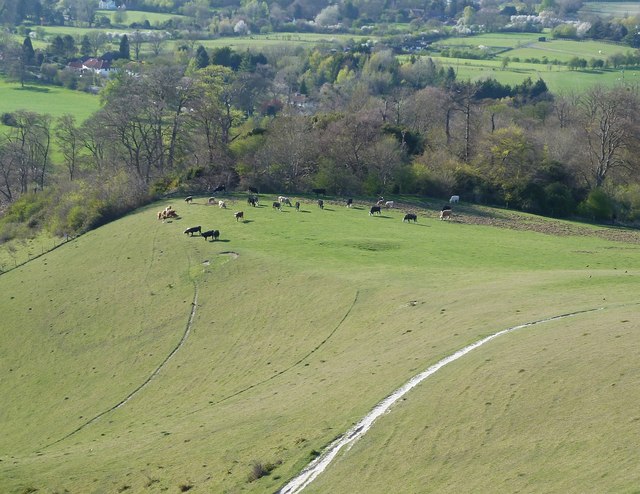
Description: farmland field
0,79,101,122
427,34,640,91
433,56,640,92
579,1,640,16
1,195,639,493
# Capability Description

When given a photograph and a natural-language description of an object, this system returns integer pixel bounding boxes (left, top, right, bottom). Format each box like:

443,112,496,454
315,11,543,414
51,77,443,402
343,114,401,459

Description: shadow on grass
13,85,51,93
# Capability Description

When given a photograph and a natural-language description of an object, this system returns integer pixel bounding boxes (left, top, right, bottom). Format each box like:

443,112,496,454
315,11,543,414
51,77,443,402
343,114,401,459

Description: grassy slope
1,196,639,493
430,34,640,92
0,79,101,122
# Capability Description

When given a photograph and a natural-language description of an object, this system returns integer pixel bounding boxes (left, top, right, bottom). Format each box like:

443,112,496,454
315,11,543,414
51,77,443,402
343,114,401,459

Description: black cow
403,213,417,223
317,199,324,209
273,201,281,210
184,225,201,236
234,211,244,222
441,204,452,211
247,196,257,207
312,188,326,196
248,186,258,194
295,201,300,211
202,229,220,241
346,198,353,207
185,196,193,204
212,184,226,193
369,206,382,216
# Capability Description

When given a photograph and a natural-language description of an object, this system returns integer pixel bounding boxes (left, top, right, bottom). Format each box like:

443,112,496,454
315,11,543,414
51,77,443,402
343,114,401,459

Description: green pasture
96,9,186,26
1,195,639,493
0,79,101,122
579,1,640,17
506,38,635,62
430,54,640,92
188,32,375,52
432,32,545,50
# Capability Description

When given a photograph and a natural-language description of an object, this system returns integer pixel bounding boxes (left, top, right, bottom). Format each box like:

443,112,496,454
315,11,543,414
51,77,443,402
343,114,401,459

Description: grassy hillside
0,79,101,122
430,34,640,92
1,195,639,493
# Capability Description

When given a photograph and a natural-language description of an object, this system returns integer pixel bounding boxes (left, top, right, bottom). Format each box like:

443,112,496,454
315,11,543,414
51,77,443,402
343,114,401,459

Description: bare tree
576,86,640,187
148,32,166,57
56,114,82,181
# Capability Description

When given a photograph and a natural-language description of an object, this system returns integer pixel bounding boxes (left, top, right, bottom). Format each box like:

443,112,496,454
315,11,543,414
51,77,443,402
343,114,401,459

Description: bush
1,112,17,126
542,182,576,217
577,188,614,221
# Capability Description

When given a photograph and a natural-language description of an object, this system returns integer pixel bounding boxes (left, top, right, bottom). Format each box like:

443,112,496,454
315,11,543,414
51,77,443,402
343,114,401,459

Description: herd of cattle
157,191,460,242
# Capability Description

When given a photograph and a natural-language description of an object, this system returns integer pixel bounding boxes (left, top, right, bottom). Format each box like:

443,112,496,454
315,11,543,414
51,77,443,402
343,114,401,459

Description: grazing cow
449,195,460,204
248,186,258,194
403,213,417,223
234,211,244,222
218,200,226,209
208,197,217,205
185,196,193,204
213,184,226,193
440,209,452,220
346,198,353,207
164,209,178,218
317,199,324,209
283,197,292,207
273,201,281,210
202,229,220,241
312,188,326,196
385,201,394,208
370,206,382,216
247,196,257,207
295,201,300,211
184,226,201,236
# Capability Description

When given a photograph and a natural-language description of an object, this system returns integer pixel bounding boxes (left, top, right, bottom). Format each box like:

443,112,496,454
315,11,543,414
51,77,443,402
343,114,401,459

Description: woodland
1,0,640,242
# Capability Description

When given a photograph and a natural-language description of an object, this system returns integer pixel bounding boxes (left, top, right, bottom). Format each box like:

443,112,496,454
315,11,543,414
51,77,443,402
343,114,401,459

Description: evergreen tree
81,35,92,58
62,34,76,59
22,36,35,66
119,34,130,60
194,45,209,69
50,35,65,58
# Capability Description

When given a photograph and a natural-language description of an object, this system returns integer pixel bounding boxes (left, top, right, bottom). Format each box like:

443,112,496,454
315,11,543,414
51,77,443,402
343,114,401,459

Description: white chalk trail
278,307,602,494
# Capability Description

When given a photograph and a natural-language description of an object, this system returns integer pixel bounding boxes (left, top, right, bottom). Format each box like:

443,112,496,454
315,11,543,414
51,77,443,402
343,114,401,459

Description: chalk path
277,307,603,494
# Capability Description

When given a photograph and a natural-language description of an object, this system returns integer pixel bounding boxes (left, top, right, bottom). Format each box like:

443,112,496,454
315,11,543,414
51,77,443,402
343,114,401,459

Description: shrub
247,459,281,482
577,188,614,221
542,182,576,217
1,112,18,127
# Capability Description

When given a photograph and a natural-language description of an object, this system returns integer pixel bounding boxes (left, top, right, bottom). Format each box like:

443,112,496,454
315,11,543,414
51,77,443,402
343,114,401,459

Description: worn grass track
1,195,639,493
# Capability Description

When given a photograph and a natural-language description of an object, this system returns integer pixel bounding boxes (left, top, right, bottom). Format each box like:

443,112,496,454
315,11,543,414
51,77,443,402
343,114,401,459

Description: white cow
449,195,460,204
385,201,394,208
218,200,227,209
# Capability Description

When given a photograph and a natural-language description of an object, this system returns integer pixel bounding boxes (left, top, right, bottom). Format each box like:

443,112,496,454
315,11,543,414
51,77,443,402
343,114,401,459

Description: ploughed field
1,194,640,493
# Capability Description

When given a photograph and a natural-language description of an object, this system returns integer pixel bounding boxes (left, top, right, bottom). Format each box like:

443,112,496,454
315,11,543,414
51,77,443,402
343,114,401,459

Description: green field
427,34,640,92
1,195,639,493
434,56,640,92
96,9,186,25
579,1,640,16
0,79,101,122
